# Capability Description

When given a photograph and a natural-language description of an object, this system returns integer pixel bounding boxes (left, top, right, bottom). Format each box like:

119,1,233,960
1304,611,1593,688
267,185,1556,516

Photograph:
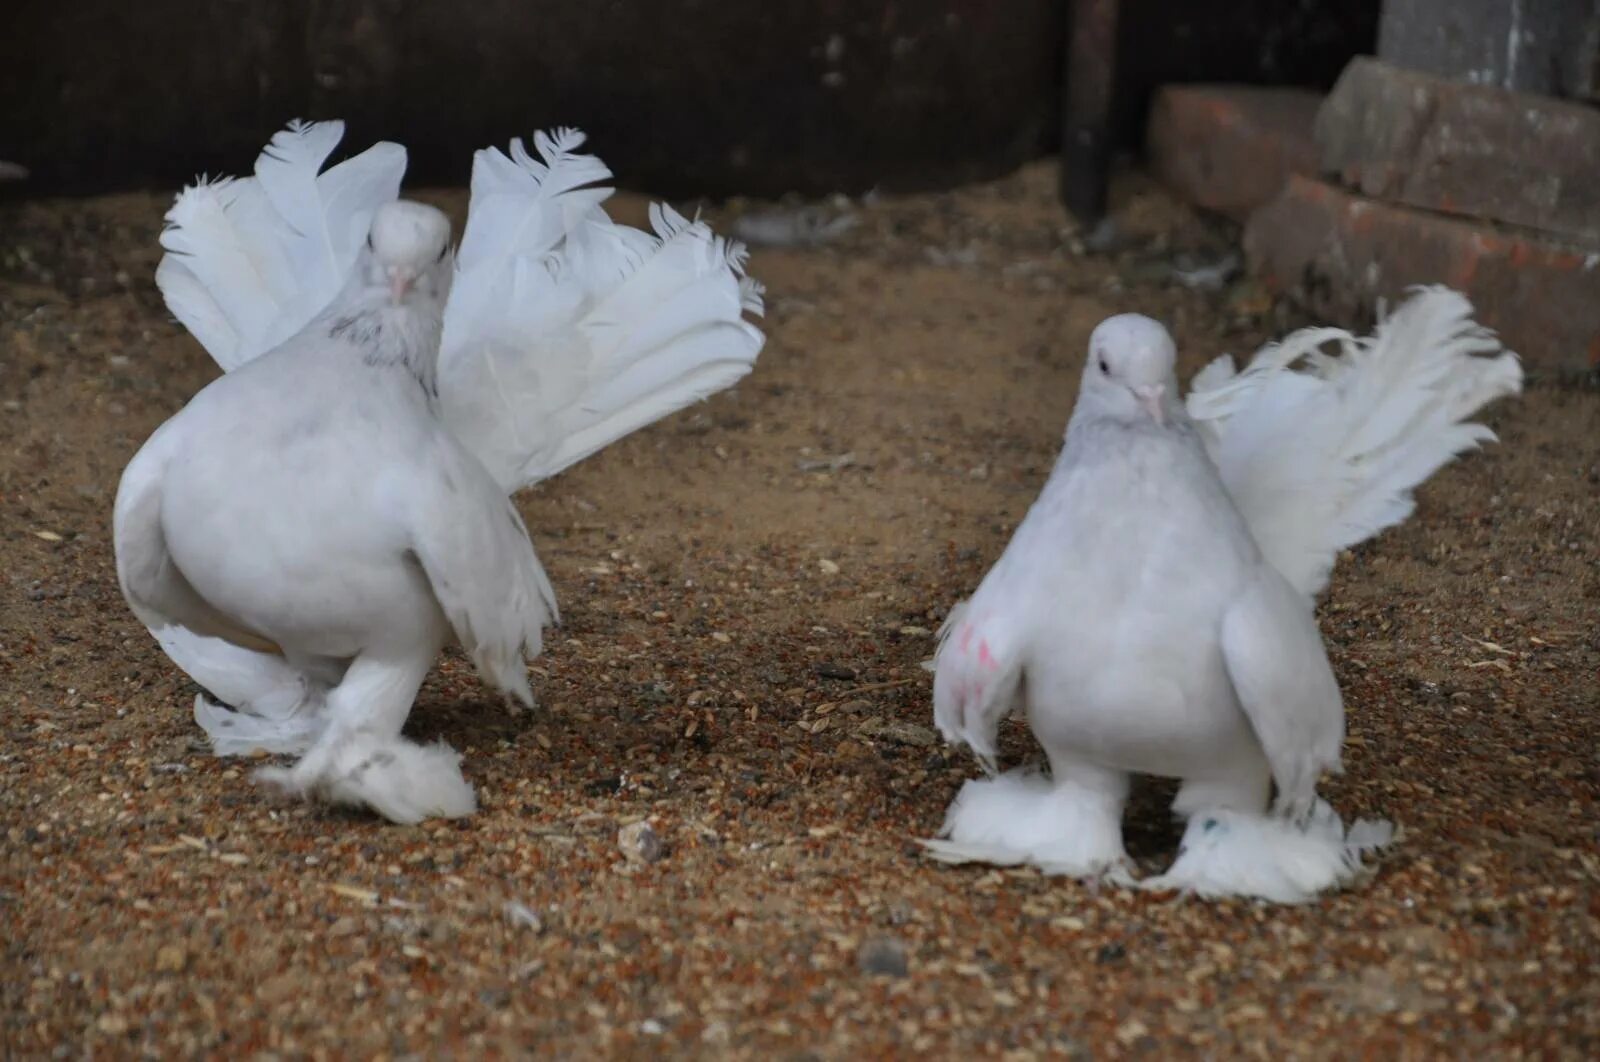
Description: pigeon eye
1098,357,1110,376
366,233,374,250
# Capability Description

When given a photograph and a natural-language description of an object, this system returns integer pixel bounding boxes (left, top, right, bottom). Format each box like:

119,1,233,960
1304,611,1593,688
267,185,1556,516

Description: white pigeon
115,121,764,822
925,289,1522,902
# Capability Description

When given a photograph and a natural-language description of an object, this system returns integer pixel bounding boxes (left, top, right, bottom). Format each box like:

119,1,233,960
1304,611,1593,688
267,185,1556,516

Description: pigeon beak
388,268,415,304
1133,384,1167,426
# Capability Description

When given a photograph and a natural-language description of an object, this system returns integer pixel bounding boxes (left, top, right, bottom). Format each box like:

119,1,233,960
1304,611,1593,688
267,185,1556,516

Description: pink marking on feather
977,639,997,670
958,622,974,654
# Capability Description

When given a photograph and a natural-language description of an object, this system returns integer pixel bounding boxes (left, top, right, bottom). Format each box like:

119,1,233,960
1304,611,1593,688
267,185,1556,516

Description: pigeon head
1081,314,1179,426
361,201,454,309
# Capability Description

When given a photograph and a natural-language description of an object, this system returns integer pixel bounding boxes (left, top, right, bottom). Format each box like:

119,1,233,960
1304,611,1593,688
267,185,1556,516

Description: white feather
156,121,764,492
1188,287,1523,598
156,120,406,369
1141,800,1393,904
922,768,1134,879
438,130,765,491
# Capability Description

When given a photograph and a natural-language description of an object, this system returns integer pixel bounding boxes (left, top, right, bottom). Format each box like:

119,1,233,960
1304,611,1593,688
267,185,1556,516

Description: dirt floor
2,160,1597,1058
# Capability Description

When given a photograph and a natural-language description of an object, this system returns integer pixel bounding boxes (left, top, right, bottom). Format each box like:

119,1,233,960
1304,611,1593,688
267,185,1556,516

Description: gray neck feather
325,301,444,403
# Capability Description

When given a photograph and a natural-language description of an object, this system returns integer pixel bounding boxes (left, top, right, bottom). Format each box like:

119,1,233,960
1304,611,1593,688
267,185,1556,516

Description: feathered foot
254,732,477,825
920,768,1134,882
1141,799,1393,904
194,694,325,757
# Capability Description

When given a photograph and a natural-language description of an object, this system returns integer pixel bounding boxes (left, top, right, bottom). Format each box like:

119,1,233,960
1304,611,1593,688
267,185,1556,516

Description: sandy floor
2,162,1597,1057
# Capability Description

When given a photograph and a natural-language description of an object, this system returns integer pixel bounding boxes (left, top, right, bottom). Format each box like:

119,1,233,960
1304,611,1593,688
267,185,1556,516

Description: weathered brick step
1245,175,1600,374
1316,57,1600,246
1146,85,1323,221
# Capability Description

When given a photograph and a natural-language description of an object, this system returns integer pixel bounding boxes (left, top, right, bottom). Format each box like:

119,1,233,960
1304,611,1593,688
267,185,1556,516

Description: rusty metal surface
1060,0,1121,223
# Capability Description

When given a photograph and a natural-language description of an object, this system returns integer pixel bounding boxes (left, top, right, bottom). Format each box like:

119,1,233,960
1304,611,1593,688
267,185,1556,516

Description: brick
1245,175,1600,374
1147,85,1323,220
1316,57,1600,244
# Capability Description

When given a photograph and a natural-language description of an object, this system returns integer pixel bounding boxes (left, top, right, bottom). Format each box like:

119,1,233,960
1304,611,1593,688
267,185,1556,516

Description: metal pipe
1060,0,1122,225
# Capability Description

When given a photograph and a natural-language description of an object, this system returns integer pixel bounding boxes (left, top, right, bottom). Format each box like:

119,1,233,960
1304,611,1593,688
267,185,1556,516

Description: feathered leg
161,630,343,756
255,649,475,824
1144,760,1391,903
923,756,1133,881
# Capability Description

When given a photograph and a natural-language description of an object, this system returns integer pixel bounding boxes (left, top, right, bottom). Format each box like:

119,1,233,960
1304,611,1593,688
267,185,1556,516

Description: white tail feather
156,120,407,370
1188,287,1522,597
439,130,765,492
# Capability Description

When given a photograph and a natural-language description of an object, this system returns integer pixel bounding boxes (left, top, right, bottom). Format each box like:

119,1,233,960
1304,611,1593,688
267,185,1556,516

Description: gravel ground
2,162,1597,1058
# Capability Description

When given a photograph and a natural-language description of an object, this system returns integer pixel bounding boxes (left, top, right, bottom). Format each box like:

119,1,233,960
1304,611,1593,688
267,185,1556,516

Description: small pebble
618,821,665,864
504,901,544,933
154,945,187,973
858,936,909,977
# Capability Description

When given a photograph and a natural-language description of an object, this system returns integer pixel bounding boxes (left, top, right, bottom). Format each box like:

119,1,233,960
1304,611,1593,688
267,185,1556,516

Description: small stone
816,662,856,681
818,558,840,574
504,901,545,933
327,917,362,939
885,901,916,926
154,945,187,973
618,820,665,864
858,936,909,977
856,717,939,748
96,1012,129,1035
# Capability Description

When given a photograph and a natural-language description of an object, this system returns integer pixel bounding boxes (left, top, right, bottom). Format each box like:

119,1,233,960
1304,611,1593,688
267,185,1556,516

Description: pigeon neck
326,302,445,403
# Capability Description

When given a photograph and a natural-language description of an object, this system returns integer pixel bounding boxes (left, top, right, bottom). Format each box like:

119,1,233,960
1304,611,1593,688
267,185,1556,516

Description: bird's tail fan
1188,287,1522,597
437,130,765,492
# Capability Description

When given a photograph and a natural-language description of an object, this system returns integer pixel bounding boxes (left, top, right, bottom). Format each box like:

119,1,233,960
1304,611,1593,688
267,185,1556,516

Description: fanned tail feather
439,130,765,492
158,177,292,369
253,120,349,277
156,120,406,370
1188,287,1522,597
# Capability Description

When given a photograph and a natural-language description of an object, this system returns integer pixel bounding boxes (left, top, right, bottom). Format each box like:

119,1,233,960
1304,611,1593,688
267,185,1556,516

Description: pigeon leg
1171,754,1272,821
194,692,326,757
922,756,1133,881
256,649,476,823
1143,760,1392,902
1033,755,1135,881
